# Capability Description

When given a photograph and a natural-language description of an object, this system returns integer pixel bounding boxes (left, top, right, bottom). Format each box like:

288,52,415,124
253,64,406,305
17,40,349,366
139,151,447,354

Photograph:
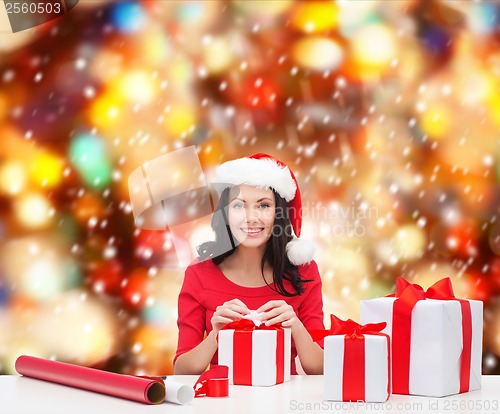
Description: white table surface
0,375,499,414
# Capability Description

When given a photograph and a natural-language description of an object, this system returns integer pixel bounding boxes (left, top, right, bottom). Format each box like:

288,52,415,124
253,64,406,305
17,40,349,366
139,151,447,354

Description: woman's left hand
255,300,300,330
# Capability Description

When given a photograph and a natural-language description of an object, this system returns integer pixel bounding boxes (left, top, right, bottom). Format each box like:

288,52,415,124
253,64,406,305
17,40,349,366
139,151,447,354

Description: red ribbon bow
193,365,229,397
310,314,387,342
390,277,472,395
220,318,282,331
390,275,456,303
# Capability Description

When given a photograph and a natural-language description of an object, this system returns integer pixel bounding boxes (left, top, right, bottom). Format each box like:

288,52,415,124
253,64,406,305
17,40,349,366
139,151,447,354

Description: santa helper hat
215,153,315,266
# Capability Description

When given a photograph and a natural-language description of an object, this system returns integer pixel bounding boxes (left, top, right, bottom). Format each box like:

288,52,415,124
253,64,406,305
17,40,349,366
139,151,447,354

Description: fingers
261,310,294,326
256,300,285,313
212,299,250,325
216,301,250,317
227,298,249,308
256,301,297,327
212,315,233,325
211,299,251,332
214,307,247,321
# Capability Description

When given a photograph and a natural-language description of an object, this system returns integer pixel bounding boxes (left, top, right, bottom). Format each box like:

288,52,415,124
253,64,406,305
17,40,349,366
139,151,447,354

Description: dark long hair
197,186,311,296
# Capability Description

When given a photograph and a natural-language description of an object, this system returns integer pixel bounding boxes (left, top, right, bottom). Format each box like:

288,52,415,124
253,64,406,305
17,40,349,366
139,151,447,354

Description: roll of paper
163,377,195,405
15,355,166,405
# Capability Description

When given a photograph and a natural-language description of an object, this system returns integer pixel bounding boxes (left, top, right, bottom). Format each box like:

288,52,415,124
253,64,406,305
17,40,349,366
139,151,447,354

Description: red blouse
174,259,325,374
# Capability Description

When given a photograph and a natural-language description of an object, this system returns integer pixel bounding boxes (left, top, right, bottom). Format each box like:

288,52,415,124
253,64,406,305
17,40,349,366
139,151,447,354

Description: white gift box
360,297,483,397
325,334,390,402
218,328,291,386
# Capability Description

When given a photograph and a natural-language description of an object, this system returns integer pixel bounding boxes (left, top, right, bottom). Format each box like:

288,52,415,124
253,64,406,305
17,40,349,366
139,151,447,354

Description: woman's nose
245,207,260,222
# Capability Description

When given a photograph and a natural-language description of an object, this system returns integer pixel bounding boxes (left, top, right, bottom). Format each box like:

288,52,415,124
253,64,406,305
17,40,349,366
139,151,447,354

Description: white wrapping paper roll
163,377,195,405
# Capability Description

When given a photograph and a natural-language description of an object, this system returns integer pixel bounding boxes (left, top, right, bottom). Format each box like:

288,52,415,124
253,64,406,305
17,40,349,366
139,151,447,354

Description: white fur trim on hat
215,157,296,201
286,237,315,266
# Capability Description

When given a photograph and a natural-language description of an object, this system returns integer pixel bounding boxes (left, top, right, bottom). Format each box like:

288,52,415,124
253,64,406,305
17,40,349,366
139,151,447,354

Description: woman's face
227,185,276,248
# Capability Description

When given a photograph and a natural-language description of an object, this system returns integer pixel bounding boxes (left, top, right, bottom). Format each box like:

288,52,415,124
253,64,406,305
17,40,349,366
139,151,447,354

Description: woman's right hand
211,299,251,334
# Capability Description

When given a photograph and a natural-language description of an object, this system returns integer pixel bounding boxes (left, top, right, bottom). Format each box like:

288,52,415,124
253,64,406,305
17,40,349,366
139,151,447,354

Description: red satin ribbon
310,315,390,402
220,319,285,385
390,277,473,394
310,314,387,342
193,365,229,397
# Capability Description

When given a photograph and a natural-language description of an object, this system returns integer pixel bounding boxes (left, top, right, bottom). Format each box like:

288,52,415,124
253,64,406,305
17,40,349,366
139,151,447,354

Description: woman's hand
256,300,300,330
211,298,250,334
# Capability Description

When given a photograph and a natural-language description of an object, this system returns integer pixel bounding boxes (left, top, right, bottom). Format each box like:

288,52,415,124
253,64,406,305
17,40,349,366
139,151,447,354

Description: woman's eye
232,203,243,209
259,203,271,209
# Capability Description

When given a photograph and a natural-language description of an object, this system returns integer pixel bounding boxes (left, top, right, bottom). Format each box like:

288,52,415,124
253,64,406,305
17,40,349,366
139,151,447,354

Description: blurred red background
0,0,499,376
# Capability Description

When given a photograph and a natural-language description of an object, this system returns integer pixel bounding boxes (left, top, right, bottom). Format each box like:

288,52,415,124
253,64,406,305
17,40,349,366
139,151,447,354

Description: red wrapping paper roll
15,355,166,404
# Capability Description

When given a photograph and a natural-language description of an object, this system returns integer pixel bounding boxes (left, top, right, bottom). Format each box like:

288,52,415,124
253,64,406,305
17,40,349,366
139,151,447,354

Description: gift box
360,277,483,397
310,315,390,402
218,319,291,386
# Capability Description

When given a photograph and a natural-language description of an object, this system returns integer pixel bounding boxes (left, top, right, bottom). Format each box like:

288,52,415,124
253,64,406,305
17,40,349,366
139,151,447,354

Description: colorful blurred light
89,50,124,83
0,161,27,195
29,151,65,189
69,134,112,189
419,104,452,139
89,91,124,128
121,268,150,310
0,93,7,121
166,56,195,87
0,279,8,306
232,0,292,19
489,222,500,257
134,230,179,267
292,37,344,71
238,76,280,110
290,1,339,33
421,26,451,55
488,95,500,127
163,105,197,138
484,302,500,357
337,0,380,36
350,24,397,79
1,236,76,301
128,324,173,375
15,193,53,229
319,246,373,299
140,269,182,333
110,1,146,33
73,192,106,223
202,36,234,75
139,28,171,66
456,66,496,107
175,1,206,23
32,290,119,364
390,224,426,261
467,2,500,35
113,71,158,105
88,259,123,296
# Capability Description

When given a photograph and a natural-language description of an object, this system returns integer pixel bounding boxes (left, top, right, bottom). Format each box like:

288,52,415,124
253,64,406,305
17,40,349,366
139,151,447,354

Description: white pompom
286,237,315,266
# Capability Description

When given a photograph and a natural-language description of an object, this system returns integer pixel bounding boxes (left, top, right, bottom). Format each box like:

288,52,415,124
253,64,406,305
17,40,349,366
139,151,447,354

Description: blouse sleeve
173,264,207,365
297,260,325,347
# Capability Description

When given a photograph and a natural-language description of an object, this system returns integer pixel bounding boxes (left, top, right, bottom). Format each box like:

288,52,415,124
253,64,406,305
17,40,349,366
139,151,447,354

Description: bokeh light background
1,0,500,376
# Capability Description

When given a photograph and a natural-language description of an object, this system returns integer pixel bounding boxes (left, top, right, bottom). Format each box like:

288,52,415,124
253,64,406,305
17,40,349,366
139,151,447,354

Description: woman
174,153,324,375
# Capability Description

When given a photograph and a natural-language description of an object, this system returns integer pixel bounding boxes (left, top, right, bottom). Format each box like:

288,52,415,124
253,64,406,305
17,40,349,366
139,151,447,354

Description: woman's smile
240,227,265,237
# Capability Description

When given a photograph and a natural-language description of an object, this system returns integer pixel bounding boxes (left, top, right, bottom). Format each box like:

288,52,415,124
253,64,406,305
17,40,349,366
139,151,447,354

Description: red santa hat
215,153,315,265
